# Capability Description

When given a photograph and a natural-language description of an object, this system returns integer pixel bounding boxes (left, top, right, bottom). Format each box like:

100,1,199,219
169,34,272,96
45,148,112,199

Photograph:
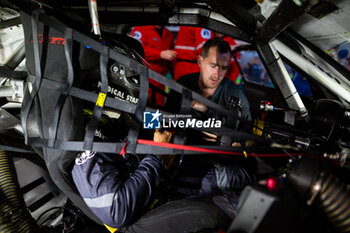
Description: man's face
198,46,230,89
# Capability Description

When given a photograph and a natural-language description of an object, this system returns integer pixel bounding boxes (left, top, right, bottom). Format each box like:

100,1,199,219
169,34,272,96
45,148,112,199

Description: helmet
80,35,144,142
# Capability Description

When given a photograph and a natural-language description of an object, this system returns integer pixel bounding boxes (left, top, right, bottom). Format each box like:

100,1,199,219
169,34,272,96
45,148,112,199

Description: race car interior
0,0,350,232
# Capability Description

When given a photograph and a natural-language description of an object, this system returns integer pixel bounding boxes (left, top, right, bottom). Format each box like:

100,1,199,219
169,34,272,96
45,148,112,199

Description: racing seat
20,11,143,225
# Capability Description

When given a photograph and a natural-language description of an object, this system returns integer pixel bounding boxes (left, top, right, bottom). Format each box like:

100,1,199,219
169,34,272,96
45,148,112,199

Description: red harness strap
136,139,312,157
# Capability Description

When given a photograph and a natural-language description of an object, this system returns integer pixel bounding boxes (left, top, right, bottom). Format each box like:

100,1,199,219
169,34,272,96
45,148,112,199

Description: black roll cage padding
21,8,263,156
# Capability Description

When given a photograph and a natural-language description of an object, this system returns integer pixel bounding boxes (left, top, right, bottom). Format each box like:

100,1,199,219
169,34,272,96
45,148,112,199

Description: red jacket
131,26,174,106
131,26,174,76
174,26,240,83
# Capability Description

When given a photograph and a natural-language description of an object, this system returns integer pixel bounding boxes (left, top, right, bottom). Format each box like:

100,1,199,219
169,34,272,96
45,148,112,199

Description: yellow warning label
104,224,118,233
96,93,107,107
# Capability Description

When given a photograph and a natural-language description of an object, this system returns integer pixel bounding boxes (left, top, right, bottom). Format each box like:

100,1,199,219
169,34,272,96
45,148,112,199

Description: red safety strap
136,139,313,157
120,142,128,156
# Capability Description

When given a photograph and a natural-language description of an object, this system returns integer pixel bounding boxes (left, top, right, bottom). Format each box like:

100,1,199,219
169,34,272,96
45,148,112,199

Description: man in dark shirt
164,38,255,217
174,73,251,120
167,37,251,144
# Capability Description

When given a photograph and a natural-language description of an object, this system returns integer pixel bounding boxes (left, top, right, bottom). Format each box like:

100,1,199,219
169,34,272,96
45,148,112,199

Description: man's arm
72,151,162,228
174,27,197,60
131,27,176,62
154,129,175,169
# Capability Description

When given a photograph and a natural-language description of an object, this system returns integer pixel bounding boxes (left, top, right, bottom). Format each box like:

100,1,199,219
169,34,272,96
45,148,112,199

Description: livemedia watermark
143,110,222,129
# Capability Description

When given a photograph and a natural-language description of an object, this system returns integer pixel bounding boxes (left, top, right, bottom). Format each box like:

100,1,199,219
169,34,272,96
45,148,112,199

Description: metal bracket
255,0,314,44
257,42,309,119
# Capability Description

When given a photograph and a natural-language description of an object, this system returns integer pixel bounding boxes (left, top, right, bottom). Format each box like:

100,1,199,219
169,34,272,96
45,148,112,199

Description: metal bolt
293,0,302,6
345,111,350,118
112,65,119,73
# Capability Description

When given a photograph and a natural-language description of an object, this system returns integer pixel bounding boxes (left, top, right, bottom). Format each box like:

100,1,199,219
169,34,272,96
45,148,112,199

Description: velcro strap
126,65,149,154
83,46,109,150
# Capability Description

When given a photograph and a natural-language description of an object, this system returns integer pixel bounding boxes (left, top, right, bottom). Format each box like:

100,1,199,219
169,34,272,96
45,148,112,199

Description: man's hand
160,50,177,61
153,129,175,169
201,131,248,147
153,129,172,143
202,131,217,142
191,100,208,112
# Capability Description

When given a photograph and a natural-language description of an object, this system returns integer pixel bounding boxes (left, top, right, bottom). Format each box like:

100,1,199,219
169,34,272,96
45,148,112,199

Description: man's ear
197,55,203,67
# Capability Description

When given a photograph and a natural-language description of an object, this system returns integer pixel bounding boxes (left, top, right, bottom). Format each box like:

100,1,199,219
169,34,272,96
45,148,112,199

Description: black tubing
0,150,39,232
319,172,350,233
0,198,18,233
288,159,350,232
